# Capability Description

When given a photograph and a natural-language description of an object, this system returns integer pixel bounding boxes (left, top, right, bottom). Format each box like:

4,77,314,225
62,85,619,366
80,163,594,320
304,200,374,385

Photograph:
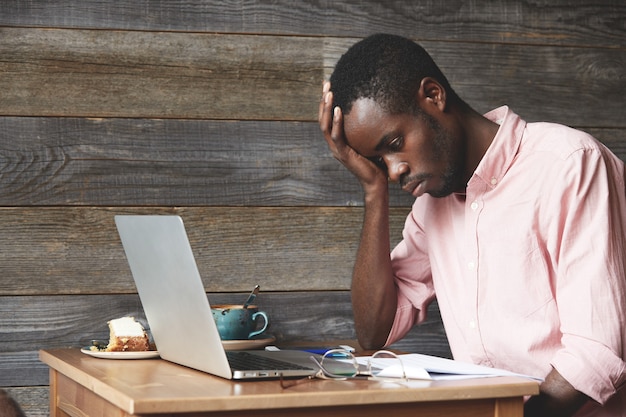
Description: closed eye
388,136,404,151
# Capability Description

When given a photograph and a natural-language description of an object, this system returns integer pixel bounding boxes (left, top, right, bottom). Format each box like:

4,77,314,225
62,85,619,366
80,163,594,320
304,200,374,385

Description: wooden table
40,348,539,417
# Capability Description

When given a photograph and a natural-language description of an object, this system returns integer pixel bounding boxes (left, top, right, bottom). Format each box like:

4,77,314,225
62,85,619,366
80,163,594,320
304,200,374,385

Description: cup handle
248,311,269,338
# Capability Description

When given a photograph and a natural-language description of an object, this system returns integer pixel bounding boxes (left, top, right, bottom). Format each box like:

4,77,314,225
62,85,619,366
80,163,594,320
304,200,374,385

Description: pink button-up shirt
386,106,626,416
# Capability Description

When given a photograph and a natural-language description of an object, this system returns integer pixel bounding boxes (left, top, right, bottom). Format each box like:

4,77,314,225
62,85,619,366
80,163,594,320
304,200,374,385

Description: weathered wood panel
0,118,622,207
2,29,623,127
0,117,413,207
0,206,410,295
0,0,623,48
0,29,320,121
0,293,450,386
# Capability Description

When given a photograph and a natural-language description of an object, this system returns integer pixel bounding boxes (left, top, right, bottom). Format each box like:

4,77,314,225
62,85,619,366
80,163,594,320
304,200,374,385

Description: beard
402,112,465,198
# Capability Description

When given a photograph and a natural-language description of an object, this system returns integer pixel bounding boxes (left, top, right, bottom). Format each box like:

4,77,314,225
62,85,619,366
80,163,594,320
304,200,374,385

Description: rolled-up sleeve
548,145,626,404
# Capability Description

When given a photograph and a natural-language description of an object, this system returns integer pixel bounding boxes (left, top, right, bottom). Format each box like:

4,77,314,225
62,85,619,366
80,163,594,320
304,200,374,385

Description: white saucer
221,335,276,351
81,348,160,359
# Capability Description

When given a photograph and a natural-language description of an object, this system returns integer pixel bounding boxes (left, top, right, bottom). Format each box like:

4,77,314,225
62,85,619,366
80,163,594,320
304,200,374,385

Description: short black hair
330,33,457,115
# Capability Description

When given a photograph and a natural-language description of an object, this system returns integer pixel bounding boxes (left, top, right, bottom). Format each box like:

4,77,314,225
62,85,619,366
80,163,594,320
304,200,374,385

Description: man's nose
386,159,409,183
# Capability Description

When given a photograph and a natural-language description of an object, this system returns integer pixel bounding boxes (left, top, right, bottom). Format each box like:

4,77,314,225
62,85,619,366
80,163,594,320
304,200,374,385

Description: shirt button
470,201,479,211
467,261,476,270
469,320,477,329
490,177,498,185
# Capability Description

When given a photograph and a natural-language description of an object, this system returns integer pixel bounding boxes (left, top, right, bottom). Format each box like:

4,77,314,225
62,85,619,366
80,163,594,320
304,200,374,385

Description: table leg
494,397,524,417
49,369,59,417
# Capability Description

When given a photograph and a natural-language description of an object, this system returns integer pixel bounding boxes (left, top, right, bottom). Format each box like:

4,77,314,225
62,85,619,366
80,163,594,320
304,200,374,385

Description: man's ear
417,77,447,112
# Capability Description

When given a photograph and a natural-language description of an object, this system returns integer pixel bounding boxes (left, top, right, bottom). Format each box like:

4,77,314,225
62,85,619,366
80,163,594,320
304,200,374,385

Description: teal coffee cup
211,304,269,340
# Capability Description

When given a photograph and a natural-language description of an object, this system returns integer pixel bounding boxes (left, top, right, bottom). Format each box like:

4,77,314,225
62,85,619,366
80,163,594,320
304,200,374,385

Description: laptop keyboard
226,351,312,371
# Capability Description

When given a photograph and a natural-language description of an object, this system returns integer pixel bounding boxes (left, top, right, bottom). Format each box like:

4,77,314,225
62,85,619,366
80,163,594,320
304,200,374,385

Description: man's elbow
355,328,388,351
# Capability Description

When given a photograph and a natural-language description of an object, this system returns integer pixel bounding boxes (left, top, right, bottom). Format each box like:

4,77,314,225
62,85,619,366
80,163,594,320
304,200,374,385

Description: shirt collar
471,106,526,189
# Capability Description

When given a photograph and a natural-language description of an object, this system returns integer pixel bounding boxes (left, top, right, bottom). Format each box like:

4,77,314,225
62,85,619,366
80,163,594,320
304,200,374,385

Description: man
319,34,626,417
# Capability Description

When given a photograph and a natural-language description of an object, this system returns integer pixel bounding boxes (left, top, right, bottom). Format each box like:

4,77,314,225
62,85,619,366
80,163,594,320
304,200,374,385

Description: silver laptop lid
115,215,233,379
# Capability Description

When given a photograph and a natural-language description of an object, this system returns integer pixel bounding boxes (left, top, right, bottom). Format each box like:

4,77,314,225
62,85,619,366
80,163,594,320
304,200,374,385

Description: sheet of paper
356,353,543,381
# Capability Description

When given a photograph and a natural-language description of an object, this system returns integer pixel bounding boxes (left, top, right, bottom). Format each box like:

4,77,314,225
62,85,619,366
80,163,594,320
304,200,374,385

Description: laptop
114,214,320,380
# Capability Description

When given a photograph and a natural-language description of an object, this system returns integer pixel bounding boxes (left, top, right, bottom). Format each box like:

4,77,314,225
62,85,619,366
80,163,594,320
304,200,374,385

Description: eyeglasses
280,349,407,389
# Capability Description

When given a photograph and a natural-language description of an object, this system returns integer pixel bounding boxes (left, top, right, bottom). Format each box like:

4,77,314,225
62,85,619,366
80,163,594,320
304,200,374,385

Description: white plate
221,335,276,351
81,348,160,359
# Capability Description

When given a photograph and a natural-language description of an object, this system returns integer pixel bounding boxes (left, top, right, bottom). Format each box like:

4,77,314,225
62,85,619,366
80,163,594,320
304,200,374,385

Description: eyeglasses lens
368,350,407,380
319,349,359,378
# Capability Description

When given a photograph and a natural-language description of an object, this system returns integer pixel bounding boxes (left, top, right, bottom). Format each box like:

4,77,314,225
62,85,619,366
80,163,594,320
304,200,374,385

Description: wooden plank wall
1,1,624,415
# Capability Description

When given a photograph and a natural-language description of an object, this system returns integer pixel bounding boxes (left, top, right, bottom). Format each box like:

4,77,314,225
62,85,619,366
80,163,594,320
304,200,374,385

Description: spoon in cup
243,285,260,309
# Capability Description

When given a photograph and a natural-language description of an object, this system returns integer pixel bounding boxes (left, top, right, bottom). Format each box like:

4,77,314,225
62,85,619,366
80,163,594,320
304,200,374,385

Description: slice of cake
105,317,150,352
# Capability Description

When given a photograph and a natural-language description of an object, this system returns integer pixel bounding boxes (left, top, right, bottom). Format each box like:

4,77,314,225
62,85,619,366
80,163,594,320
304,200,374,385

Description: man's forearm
351,188,398,350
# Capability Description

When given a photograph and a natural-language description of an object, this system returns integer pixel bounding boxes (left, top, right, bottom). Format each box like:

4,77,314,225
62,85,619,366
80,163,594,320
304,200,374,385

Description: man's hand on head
318,82,388,194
